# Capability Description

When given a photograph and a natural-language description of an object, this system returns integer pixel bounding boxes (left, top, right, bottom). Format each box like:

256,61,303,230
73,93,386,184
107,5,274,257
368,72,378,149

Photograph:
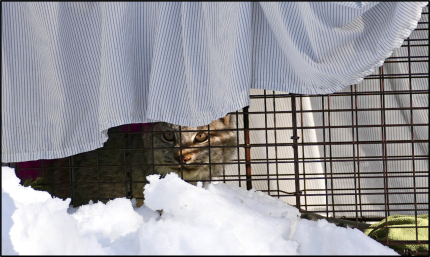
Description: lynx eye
163,132,175,141
195,132,208,142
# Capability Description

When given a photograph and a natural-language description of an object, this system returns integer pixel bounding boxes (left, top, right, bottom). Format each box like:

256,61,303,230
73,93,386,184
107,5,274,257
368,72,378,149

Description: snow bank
1,166,397,255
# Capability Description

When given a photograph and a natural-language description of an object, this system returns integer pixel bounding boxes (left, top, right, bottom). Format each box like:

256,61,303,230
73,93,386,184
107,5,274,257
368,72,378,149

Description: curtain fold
2,2,427,162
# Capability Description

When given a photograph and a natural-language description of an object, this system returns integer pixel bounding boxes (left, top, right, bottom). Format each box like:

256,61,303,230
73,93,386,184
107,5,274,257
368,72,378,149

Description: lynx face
143,115,236,184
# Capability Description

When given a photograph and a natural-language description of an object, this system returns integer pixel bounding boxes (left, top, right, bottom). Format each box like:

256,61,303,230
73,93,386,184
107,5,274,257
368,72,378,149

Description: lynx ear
219,114,232,127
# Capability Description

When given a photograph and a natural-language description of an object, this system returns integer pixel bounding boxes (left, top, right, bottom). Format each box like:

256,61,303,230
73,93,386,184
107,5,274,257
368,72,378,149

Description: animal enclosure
4,6,428,256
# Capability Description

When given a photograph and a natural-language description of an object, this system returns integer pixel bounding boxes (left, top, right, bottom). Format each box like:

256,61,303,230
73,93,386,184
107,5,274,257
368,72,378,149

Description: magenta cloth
118,123,152,132
15,160,54,183
15,123,152,182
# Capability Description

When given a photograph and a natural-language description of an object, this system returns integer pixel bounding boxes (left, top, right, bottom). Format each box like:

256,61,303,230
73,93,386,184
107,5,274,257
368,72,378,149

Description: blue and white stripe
2,2,427,162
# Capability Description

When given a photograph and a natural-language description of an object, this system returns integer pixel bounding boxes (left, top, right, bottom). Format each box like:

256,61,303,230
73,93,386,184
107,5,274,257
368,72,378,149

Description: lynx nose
176,155,190,164
174,150,193,164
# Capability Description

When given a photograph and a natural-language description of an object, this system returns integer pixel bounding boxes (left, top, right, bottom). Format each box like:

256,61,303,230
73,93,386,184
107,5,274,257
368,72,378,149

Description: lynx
143,114,236,184
29,114,236,207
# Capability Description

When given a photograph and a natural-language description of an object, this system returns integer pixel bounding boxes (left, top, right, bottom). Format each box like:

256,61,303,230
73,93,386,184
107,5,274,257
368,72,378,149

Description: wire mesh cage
4,6,428,256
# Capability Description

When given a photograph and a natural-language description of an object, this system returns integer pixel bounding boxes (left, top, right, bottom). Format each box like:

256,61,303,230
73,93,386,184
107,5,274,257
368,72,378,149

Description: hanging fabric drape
2,2,427,162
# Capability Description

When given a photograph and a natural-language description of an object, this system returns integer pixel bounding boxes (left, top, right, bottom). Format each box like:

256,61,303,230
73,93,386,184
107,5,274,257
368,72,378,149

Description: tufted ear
219,114,232,127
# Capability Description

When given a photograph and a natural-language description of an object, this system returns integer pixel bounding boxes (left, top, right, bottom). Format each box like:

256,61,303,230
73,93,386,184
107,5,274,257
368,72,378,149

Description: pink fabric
15,123,152,182
118,123,152,132
15,160,53,182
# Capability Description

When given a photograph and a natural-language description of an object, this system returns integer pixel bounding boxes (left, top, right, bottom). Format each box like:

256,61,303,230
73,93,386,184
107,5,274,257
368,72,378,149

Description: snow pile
2,166,397,255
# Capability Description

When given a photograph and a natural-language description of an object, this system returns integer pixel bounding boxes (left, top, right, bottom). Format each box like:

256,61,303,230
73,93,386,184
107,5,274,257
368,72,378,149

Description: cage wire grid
4,6,429,256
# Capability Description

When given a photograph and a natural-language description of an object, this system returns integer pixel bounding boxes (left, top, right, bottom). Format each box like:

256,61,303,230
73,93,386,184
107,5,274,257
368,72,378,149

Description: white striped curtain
2,2,427,162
